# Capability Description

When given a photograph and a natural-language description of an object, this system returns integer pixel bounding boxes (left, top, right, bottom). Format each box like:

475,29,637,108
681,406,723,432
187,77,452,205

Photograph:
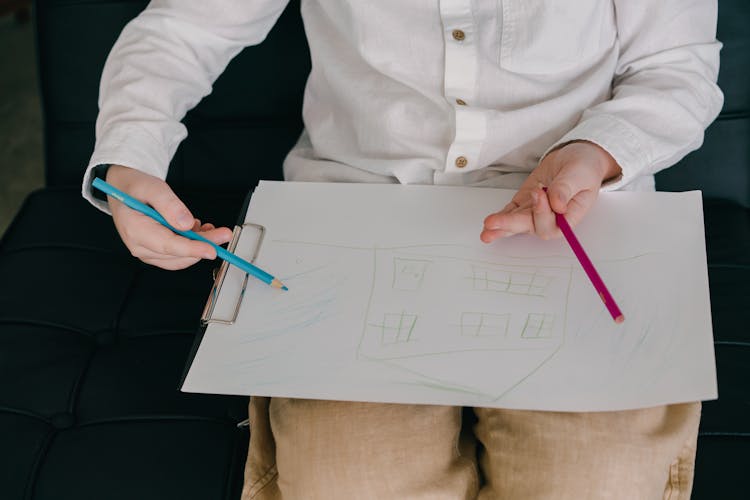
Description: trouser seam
666,447,686,500
668,459,678,500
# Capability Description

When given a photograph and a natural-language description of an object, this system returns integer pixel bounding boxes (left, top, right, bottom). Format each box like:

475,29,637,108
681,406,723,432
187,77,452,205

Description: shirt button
456,98,467,106
452,29,466,41
455,156,468,168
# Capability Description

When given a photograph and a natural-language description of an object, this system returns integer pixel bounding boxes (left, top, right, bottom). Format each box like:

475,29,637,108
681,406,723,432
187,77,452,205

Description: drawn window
392,258,431,290
521,313,555,338
372,312,418,345
460,312,510,337
470,266,552,296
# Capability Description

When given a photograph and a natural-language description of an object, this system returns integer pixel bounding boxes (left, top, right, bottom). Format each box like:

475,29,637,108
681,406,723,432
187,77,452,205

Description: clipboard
178,181,716,412
179,190,266,388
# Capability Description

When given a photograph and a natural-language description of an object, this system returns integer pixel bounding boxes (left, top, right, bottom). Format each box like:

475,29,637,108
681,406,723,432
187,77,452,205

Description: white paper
182,181,717,411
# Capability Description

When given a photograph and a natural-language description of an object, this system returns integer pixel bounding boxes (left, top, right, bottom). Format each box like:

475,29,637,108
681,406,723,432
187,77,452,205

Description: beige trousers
241,397,700,500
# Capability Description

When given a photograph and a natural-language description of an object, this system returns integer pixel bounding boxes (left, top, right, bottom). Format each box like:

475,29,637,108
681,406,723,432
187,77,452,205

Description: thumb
145,182,194,231
546,180,575,214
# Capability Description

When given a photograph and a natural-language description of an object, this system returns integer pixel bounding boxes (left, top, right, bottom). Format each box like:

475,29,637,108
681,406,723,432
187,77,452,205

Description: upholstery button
452,29,465,41
96,330,116,346
456,98,467,106
51,412,76,429
455,156,468,168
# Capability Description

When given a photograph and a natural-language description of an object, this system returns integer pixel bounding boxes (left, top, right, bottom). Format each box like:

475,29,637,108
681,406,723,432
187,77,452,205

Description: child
83,1,722,498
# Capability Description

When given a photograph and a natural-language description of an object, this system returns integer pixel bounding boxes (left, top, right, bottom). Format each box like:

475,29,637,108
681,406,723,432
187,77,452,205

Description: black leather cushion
0,189,249,500
656,0,750,207
692,200,750,498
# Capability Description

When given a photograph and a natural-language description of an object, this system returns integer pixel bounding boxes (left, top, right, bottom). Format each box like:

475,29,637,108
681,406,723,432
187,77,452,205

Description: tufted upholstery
0,0,748,498
0,188,251,499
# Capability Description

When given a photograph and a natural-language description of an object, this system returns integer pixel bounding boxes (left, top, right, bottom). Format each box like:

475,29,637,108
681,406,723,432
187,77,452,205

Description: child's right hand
480,141,621,243
105,165,233,270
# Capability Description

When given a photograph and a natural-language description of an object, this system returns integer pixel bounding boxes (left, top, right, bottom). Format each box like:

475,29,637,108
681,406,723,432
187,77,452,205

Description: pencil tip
270,279,288,290
615,315,625,324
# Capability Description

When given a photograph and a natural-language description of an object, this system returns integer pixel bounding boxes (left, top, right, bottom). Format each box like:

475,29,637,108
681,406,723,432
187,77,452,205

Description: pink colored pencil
544,190,624,323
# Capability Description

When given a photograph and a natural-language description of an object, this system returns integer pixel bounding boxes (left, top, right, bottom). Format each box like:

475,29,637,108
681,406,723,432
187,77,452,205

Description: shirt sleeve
82,0,290,212
544,0,724,191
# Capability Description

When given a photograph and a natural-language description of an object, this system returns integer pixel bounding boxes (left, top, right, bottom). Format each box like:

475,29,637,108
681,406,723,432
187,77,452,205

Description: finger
131,245,188,262
156,231,218,259
556,189,599,228
546,178,576,214
531,188,559,240
480,228,513,243
481,209,534,243
106,166,195,231
500,201,519,213
144,227,231,261
511,198,535,213
200,222,215,231
545,159,606,216
191,219,202,231
124,220,217,260
483,208,534,235
198,226,233,246
127,236,209,261
139,182,195,231
117,207,231,259
141,255,203,271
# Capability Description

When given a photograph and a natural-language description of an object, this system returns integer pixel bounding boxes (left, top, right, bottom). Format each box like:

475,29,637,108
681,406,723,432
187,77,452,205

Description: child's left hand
480,141,622,242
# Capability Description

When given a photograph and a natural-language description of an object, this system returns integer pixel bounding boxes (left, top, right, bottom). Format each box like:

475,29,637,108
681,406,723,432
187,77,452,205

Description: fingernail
531,191,539,204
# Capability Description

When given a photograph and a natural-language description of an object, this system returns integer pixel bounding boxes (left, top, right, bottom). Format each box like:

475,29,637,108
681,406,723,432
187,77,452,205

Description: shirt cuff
81,124,172,214
540,113,649,192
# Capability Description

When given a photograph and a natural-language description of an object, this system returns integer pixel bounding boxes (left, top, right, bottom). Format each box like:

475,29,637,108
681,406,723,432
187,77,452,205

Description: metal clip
200,222,266,326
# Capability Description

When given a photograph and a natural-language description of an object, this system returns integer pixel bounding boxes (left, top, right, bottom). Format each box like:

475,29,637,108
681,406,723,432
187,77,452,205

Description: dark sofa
1,1,748,498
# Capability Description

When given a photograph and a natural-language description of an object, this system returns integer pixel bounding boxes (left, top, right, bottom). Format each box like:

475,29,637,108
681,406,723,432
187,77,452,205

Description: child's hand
480,141,621,242
106,165,233,270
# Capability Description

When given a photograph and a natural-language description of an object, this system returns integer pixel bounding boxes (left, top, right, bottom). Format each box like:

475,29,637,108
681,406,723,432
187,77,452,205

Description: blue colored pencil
93,178,287,291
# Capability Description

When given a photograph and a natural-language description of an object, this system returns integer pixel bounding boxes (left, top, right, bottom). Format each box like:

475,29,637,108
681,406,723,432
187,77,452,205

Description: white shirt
82,0,723,212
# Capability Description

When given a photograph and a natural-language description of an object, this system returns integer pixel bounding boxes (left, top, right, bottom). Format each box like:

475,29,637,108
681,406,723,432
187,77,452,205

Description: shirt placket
437,0,487,183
